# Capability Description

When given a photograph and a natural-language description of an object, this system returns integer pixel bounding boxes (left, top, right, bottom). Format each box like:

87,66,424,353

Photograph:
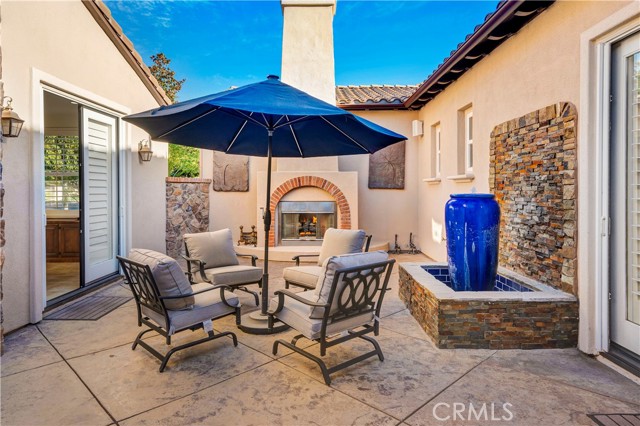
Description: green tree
149,53,185,103
148,53,199,177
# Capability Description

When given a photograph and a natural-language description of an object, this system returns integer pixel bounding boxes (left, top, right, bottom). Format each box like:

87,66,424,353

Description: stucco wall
416,0,631,263
202,109,417,251
2,0,166,332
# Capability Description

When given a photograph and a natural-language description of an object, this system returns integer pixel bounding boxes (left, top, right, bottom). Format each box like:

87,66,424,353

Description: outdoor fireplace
278,201,336,245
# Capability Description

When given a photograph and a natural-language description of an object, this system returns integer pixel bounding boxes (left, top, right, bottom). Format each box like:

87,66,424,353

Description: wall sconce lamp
2,97,24,138
138,139,153,162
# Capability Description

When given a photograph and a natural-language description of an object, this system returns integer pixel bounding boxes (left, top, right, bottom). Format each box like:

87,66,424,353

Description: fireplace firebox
278,201,336,246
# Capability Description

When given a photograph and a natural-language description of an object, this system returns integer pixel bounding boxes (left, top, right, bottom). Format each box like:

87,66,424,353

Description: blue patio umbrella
123,75,406,333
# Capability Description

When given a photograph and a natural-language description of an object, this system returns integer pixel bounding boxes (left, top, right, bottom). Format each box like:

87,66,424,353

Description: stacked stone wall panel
490,102,577,294
165,178,211,259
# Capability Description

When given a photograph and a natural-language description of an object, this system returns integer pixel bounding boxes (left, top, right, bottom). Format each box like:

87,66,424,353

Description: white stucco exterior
2,0,167,332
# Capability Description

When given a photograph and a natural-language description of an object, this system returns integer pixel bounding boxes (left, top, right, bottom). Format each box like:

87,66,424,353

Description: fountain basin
399,263,578,349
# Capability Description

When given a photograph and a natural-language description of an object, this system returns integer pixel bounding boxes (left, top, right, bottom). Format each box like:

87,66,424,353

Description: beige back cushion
183,229,239,269
317,228,367,266
309,250,389,319
128,249,194,311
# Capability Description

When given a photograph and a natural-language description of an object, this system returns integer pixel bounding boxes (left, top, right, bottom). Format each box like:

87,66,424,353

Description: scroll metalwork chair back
271,257,395,385
117,255,239,372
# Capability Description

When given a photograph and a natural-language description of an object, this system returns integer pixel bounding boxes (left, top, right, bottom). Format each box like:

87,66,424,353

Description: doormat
588,414,640,426
45,295,132,321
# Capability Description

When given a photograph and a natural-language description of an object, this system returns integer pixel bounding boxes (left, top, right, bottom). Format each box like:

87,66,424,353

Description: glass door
610,32,640,357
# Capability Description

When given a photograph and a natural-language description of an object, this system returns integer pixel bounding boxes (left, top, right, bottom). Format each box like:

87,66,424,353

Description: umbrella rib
155,107,220,139
319,116,371,153
226,120,248,152
273,115,312,130
230,109,268,129
289,124,304,157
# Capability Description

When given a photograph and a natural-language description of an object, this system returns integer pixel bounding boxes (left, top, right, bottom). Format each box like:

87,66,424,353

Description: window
465,108,473,172
436,125,442,177
428,123,442,180
44,135,80,210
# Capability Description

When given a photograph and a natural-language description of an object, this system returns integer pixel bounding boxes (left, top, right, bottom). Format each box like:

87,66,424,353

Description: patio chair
183,229,263,306
118,249,240,372
283,228,372,290
269,251,395,385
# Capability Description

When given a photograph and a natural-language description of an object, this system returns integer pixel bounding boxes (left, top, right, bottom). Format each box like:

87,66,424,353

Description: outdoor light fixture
1,96,24,138
138,139,153,162
411,120,424,137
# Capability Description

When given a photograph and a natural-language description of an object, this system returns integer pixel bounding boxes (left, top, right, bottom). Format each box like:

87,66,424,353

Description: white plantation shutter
82,109,118,283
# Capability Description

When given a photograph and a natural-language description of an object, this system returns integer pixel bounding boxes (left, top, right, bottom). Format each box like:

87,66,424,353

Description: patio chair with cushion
183,228,263,306
269,250,395,385
118,249,240,372
283,228,372,290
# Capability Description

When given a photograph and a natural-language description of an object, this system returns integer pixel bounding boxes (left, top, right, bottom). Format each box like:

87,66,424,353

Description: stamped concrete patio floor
2,254,639,426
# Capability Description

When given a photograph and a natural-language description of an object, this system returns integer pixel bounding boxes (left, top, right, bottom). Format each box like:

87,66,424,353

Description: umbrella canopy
124,75,405,157
123,75,406,333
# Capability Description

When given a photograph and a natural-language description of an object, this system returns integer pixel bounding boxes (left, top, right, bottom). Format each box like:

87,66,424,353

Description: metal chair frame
270,258,395,385
183,242,262,306
117,256,240,372
285,234,373,290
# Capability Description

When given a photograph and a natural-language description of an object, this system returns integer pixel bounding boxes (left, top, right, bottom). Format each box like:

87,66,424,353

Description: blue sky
106,1,499,101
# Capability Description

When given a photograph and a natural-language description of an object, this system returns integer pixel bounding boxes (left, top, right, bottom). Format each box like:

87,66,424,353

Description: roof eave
83,0,171,106
404,0,552,109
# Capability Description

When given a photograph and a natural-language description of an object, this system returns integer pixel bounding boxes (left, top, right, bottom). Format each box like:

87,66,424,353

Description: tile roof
336,85,418,110
82,0,171,106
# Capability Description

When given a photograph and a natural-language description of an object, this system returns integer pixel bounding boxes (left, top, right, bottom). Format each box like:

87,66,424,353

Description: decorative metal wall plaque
212,151,249,192
368,141,405,189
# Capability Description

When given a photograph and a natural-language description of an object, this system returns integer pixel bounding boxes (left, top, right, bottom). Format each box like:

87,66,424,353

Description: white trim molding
29,68,132,323
578,4,640,355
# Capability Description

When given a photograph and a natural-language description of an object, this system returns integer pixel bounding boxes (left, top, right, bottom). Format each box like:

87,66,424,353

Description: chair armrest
291,254,319,266
160,284,239,308
268,289,328,315
181,255,211,284
236,253,258,266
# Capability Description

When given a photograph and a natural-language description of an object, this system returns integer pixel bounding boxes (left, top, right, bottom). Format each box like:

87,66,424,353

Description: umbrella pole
238,129,288,334
261,130,273,315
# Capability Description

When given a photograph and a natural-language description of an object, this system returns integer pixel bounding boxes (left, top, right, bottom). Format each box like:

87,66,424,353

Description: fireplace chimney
279,0,338,171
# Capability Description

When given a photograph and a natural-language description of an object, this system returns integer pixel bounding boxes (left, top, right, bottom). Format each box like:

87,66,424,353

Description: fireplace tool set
391,233,420,254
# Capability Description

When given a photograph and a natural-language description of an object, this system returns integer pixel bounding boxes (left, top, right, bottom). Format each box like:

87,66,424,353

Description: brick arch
268,176,351,247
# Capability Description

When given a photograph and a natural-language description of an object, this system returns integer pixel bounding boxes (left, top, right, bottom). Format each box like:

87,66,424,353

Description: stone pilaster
165,178,211,259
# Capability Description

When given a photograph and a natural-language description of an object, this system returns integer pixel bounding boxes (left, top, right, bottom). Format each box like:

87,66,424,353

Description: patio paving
1,253,639,426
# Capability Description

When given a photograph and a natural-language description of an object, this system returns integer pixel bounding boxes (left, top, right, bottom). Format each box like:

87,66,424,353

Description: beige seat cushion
282,265,322,289
128,248,194,310
317,228,367,266
271,291,374,341
143,283,239,335
203,265,263,287
184,229,239,269
310,251,389,319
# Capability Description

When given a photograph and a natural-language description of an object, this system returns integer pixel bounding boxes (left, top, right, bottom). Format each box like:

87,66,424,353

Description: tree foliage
149,53,185,103
148,53,200,177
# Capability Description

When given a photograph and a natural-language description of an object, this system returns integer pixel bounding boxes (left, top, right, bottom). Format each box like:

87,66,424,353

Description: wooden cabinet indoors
46,219,80,261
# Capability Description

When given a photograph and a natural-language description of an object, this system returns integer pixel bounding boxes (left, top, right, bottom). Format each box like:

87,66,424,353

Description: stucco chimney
279,0,338,171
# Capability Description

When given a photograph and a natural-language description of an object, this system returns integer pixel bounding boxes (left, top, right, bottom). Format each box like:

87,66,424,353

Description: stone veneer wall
166,178,211,259
399,267,579,349
490,102,577,294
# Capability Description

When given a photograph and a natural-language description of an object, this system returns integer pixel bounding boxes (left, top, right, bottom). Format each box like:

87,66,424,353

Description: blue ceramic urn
445,194,500,291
